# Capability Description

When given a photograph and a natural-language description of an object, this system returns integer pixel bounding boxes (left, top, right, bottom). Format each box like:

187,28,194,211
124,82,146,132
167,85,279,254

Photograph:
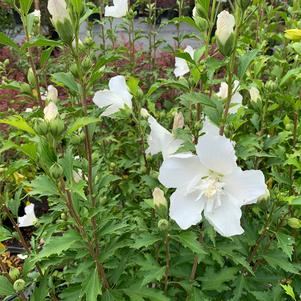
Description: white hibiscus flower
105,0,128,18
159,134,267,237
18,203,38,228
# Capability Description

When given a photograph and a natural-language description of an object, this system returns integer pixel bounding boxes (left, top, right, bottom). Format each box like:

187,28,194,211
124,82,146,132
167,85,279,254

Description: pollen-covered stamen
199,173,225,200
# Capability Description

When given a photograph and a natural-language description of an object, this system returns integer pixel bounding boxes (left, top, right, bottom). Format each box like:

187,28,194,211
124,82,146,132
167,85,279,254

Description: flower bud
140,108,150,118
285,29,301,41
48,0,69,23
249,87,261,102
9,267,20,281
153,187,167,208
20,83,32,95
44,102,59,122
13,279,25,292
288,217,301,229
70,64,79,77
34,120,49,136
82,57,92,72
172,112,185,131
60,213,67,220
27,68,35,86
47,85,58,102
49,119,65,137
50,163,64,179
158,219,169,231
265,80,277,91
216,11,235,56
33,9,41,19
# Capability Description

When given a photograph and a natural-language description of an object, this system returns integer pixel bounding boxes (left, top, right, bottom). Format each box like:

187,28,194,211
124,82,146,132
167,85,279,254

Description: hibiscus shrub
0,0,301,300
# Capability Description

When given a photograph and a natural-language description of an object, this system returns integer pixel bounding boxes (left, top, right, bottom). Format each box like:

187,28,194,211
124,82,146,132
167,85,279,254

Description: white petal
174,57,189,77
93,90,126,116
47,85,58,102
229,91,243,114
201,117,219,136
184,45,195,59
170,189,204,230
196,134,237,175
18,204,37,228
216,10,235,45
108,75,132,107
159,153,206,189
204,195,243,237
47,0,69,22
44,102,58,121
146,116,182,158
216,82,228,99
105,0,128,18
224,168,267,205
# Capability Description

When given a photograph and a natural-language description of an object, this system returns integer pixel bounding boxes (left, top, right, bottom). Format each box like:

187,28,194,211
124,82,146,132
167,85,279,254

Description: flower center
199,173,225,201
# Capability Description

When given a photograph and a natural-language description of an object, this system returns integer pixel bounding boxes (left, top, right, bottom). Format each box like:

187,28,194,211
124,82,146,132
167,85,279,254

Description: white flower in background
25,108,33,113
93,75,132,117
47,85,58,102
153,187,167,208
44,102,58,121
172,112,185,131
17,254,28,260
217,80,243,114
33,9,41,19
105,0,128,18
174,45,195,78
47,0,69,23
216,10,235,45
249,87,261,102
140,108,150,118
18,203,37,227
146,116,183,159
159,134,267,237
202,117,219,136
192,6,197,18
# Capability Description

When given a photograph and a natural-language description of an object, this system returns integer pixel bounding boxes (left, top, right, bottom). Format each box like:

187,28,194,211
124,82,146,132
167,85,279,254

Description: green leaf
70,180,87,200
123,286,170,301
263,252,300,273
280,67,301,86
0,115,35,134
276,233,295,260
0,275,15,296
131,233,160,249
280,284,296,301
83,268,102,301
29,175,59,197
179,92,216,108
171,16,202,33
66,117,99,136
175,231,207,256
0,32,20,51
238,50,259,79
250,291,273,301
22,38,63,49
30,276,48,301
200,267,238,292
19,0,33,14
0,226,11,242
52,72,79,93
34,230,80,261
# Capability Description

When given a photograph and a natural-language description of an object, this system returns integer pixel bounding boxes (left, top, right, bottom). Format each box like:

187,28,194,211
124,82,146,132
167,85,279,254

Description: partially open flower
174,45,195,78
249,86,261,102
47,85,58,102
216,10,235,46
93,75,132,117
159,134,267,237
44,102,58,121
105,0,128,18
47,0,69,23
217,80,243,114
18,203,37,228
146,116,183,159
153,187,167,208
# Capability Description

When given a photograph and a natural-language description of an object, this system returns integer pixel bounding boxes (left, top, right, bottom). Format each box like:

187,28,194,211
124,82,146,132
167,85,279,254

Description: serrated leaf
66,117,99,136
123,286,170,301
0,275,15,296
83,268,102,301
0,115,35,134
250,291,273,301
29,175,59,197
52,72,79,93
34,230,80,261
175,231,207,256
281,284,296,301
131,233,160,249
0,32,20,51
238,50,259,79
0,226,11,242
276,233,295,260
263,252,299,273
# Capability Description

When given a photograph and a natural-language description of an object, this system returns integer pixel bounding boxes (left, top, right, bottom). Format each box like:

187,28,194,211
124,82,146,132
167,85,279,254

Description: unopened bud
158,219,169,231
13,279,25,292
153,187,167,208
9,267,20,281
50,163,64,179
27,68,35,86
49,119,65,137
47,85,58,102
288,218,301,229
34,120,48,136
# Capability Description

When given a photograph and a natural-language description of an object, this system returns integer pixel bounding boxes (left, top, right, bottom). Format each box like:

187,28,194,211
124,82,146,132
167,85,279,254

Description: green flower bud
20,83,32,95
158,219,169,231
13,279,26,292
50,163,64,179
9,267,20,281
265,80,277,91
82,57,92,72
60,213,67,220
34,120,49,136
49,119,65,137
288,218,301,229
70,64,79,78
27,68,35,86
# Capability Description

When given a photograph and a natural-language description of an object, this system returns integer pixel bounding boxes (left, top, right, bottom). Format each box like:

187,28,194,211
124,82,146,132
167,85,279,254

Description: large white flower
44,102,58,121
217,80,243,114
93,75,132,117
18,203,37,227
47,0,69,23
146,116,183,159
174,45,195,78
105,0,128,18
159,134,267,237
216,10,235,45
